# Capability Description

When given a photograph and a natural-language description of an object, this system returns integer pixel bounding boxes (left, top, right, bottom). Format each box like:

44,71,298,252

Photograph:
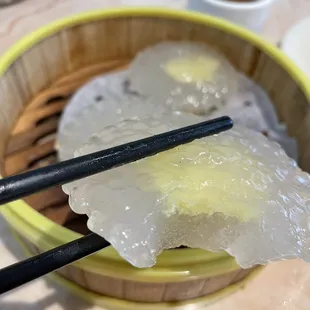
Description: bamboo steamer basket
0,7,309,310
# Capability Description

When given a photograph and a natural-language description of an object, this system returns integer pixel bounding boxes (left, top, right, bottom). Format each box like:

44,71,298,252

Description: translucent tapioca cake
128,41,238,115
57,41,297,162
56,71,172,161
63,115,310,269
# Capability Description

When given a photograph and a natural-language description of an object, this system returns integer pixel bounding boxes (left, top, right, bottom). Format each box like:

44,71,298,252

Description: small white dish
281,16,310,78
187,0,277,33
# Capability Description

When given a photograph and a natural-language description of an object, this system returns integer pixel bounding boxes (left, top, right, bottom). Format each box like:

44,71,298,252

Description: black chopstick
0,233,108,295
0,116,233,205
0,116,233,294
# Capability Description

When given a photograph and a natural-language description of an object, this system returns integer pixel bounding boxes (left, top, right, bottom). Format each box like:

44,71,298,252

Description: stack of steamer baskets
1,8,310,310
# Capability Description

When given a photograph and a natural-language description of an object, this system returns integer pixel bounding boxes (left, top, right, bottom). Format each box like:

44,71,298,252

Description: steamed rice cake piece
208,73,298,159
128,41,238,116
63,116,310,269
56,71,171,161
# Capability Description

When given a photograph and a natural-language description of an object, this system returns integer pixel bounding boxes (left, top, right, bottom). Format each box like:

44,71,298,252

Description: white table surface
0,0,310,309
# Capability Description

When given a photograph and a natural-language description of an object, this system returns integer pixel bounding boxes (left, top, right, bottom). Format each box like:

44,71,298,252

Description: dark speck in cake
95,95,104,102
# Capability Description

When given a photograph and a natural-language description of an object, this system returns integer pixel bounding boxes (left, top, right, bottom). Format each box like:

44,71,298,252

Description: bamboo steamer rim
12,228,264,310
0,7,309,93
1,7,309,281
